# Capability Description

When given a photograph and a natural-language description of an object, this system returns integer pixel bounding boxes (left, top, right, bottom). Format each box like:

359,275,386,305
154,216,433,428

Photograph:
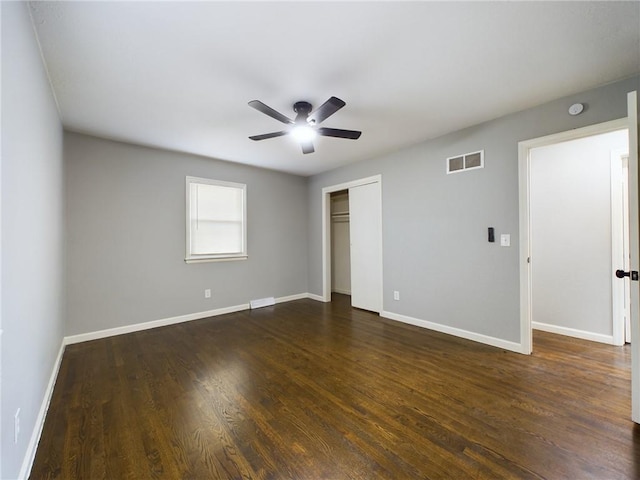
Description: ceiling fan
248,96,362,154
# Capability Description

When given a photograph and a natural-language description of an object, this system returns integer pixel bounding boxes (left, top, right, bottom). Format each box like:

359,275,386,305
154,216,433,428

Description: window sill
185,255,248,264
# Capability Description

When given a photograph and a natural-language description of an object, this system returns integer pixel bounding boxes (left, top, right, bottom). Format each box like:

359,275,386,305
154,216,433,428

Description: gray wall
308,75,639,344
1,2,66,478
65,132,309,335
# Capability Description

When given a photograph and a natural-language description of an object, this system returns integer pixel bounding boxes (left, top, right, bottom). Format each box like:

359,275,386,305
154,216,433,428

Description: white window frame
185,176,247,263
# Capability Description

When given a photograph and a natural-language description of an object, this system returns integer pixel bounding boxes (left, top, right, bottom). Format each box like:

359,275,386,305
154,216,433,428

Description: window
185,176,247,262
447,150,484,174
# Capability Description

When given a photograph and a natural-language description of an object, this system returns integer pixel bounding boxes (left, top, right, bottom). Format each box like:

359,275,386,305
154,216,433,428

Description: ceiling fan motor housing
293,101,313,123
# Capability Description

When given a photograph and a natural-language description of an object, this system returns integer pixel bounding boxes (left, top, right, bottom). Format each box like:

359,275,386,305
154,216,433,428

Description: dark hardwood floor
31,294,638,479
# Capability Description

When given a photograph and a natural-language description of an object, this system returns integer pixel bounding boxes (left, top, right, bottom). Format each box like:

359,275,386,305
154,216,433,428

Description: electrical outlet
393,291,400,301
204,289,211,299
14,408,20,444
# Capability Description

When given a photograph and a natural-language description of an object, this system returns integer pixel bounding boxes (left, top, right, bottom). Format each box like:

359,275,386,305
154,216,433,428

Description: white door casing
518,117,629,355
321,175,383,305
627,91,639,424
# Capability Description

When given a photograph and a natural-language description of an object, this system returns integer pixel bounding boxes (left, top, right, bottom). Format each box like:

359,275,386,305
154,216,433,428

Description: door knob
616,269,639,281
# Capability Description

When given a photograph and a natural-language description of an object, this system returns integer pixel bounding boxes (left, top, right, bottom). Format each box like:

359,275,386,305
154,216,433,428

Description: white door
349,182,383,312
611,149,631,345
620,154,631,343
627,91,640,424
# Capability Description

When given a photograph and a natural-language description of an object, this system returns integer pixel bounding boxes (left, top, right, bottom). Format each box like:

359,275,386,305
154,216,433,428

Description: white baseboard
307,293,327,302
19,340,66,480
380,310,525,354
65,293,318,345
65,303,250,345
331,288,351,295
532,321,615,345
275,293,309,304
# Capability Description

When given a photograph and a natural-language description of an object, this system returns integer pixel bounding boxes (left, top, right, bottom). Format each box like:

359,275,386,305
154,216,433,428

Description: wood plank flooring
30,294,639,479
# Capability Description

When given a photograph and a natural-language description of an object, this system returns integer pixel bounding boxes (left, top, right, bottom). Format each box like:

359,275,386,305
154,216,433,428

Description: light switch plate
500,234,511,247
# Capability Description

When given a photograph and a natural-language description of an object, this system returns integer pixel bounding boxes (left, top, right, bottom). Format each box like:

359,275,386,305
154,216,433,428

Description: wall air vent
446,150,484,174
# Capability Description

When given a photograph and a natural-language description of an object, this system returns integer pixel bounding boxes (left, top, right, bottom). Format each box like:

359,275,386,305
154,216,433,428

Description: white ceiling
29,1,640,176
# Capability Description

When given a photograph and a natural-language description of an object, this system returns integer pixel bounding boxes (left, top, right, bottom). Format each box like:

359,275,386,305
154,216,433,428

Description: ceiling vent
447,150,484,174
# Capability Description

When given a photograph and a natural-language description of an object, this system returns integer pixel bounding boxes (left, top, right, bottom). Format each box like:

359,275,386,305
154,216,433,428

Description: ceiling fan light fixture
291,125,317,143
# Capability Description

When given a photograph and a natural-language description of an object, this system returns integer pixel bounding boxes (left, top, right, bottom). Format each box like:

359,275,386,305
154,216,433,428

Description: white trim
321,175,382,303
519,118,628,151
331,288,352,295
274,293,309,304
622,154,632,344
307,293,327,302
532,321,616,345
64,293,317,345
185,256,247,264
321,174,382,195
518,117,629,356
381,310,525,354
627,91,640,424
518,140,533,354
65,304,249,344
18,341,66,480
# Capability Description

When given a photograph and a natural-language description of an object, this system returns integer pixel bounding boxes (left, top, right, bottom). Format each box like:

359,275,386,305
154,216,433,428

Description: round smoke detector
568,103,584,116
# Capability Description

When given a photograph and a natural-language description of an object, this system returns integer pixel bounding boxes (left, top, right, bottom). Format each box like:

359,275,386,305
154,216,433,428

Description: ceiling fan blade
248,100,294,125
308,97,346,124
317,127,362,140
249,130,289,141
301,141,315,154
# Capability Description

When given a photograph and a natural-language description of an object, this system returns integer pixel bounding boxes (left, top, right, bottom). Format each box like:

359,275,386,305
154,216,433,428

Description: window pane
192,220,243,254
187,178,246,259
196,184,243,222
